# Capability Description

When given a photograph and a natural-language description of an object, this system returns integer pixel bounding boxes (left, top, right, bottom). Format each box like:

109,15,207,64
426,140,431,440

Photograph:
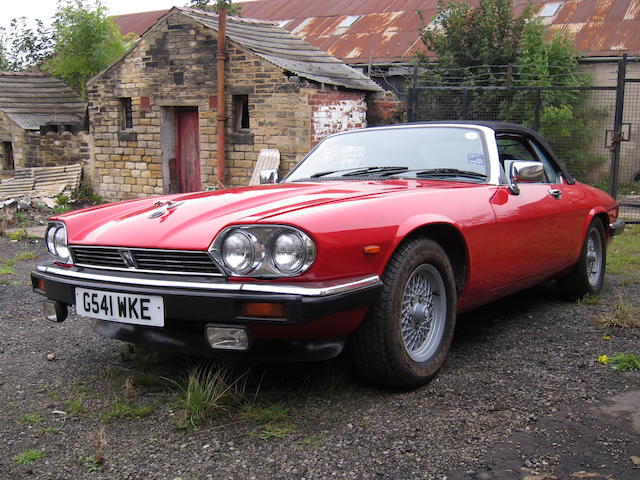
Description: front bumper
609,219,625,237
31,265,382,360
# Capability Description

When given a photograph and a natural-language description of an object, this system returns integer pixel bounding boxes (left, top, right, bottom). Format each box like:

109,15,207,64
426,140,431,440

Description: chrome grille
69,246,222,276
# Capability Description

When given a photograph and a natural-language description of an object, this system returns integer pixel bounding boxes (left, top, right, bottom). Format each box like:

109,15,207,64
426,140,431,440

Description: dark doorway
2,142,14,170
175,108,201,193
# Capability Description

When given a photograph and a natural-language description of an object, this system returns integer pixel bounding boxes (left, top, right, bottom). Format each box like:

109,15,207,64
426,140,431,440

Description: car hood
59,180,471,250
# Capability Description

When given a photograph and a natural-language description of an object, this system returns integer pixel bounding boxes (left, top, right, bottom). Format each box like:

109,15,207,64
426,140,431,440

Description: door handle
548,189,562,199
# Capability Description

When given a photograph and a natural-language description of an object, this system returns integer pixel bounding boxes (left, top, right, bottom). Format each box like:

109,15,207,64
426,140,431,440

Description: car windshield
285,126,489,182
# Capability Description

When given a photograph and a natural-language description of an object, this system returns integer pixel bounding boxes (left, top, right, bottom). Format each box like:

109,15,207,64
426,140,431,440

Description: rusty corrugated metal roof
114,1,640,64
111,9,169,37
0,72,86,130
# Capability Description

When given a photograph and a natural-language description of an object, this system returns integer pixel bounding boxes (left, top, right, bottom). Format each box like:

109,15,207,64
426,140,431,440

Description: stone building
0,72,88,173
88,7,386,202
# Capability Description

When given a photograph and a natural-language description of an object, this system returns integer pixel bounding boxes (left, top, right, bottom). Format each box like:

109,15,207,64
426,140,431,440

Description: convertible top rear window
286,127,489,182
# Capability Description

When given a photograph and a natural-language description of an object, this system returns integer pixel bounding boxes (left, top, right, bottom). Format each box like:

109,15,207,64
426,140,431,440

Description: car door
489,134,580,287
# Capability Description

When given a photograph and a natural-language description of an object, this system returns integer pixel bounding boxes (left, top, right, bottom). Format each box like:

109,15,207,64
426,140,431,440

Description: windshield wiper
310,166,408,178
406,168,487,179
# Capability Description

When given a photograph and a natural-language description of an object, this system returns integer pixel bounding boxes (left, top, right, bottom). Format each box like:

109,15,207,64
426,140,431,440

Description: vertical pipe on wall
216,8,227,185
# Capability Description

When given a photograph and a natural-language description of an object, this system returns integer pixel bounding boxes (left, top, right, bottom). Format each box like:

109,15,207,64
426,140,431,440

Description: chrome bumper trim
609,219,625,237
35,265,381,298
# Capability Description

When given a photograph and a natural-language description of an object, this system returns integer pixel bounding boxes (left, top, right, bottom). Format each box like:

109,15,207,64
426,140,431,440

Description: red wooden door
176,109,201,192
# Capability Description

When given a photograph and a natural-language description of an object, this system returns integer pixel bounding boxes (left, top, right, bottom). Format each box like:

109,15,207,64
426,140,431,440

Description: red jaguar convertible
32,122,624,388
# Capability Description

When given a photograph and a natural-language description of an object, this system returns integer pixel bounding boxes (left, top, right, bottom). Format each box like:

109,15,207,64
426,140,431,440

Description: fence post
609,54,627,198
461,89,469,119
407,65,418,122
533,88,541,130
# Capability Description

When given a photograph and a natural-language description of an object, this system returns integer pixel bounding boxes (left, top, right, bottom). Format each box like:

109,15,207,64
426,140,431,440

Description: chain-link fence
405,58,640,223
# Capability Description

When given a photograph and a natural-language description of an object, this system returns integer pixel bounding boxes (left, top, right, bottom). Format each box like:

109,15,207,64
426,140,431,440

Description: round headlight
53,226,70,261
273,231,306,274
221,231,256,274
46,225,57,255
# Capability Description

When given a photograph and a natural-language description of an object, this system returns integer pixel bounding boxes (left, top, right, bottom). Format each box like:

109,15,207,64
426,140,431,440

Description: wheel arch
391,222,469,296
583,207,609,238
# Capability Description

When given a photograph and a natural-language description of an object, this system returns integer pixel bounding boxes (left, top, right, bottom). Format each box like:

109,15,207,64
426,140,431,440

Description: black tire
350,237,457,389
557,218,606,300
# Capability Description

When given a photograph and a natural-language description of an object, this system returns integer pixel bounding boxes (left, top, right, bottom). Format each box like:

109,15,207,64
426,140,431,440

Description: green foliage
0,17,53,71
609,353,640,371
418,0,606,180
240,402,296,440
15,449,44,465
187,0,242,16
46,0,133,97
19,412,43,425
171,363,247,428
100,397,152,422
607,224,640,281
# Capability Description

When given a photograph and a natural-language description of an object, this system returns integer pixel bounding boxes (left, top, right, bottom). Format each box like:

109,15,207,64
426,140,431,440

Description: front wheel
557,218,606,299
351,237,457,389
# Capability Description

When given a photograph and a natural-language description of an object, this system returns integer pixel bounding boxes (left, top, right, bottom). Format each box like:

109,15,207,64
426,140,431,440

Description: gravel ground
1,235,639,480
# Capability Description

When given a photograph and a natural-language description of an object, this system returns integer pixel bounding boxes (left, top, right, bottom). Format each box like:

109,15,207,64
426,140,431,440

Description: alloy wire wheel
557,218,606,299
351,237,457,389
401,264,446,362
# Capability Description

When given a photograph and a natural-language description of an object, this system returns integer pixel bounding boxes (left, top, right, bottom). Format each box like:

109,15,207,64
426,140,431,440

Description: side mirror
505,160,545,195
259,169,279,184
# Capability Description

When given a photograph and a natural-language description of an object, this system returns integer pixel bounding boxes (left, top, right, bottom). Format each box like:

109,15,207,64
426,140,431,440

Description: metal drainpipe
216,8,227,185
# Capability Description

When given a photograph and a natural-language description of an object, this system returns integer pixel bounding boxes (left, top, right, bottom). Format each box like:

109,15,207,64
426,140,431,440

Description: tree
46,0,132,97
0,17,53,71
186,0,242,16
418,0,604,180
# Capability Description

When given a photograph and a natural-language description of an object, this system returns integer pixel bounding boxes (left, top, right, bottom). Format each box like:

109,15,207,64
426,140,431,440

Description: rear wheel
351,237,457,389
557,218,606,299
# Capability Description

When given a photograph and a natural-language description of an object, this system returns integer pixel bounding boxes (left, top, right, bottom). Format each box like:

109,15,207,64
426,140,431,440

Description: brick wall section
0,111,25,170
24,131,90,168
88,11,376,202
309,90,367,146
0,111,89,171
366,91,406,127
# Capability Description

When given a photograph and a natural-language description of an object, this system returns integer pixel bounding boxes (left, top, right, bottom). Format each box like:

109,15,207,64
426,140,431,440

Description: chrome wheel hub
586,228,603,287
400,264,446,362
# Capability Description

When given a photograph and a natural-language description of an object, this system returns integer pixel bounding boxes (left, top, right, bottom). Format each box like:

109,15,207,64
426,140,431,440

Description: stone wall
88,11,375,202
0,111,89,172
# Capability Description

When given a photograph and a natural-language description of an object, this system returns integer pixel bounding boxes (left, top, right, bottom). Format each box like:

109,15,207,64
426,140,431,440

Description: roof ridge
0,71,50,77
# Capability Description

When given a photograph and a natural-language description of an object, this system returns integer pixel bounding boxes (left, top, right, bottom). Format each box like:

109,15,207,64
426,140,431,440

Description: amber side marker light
36,278,46,291
363,245,381,255
240,302,286,318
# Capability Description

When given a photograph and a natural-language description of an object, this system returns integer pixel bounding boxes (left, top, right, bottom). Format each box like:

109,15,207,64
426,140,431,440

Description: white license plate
75,288,164,327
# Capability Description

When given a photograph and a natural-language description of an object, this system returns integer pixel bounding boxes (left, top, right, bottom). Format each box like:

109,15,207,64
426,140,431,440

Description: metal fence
405,56,640,223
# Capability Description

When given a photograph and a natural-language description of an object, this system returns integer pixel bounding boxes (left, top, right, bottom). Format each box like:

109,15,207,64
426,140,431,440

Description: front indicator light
240,302,286,318
206,325,250,351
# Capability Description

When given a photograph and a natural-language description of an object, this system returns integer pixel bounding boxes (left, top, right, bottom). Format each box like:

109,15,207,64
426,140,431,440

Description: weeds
609,353,640,371
19,413,43,425
82,428,107,471
39,426,59,435
240,402,296,440
595,295,640,329
14,251,38,261
576,293,600,305
100,397,153,422
15,449,44,465
171,363,248,429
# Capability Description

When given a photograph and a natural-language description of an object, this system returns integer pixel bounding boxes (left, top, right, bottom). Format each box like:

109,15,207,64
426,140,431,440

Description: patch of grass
607,224,640,281
19,413,43,425
171,363,247,429
14,251,38,261
576,293,601,305
66,397,87,416
39,426,59,435
15,449,44,465
595,295,640,329
240,402,296,440
0,265,14,275
6,228,28,241
100,397,153,422
82,428,107,472
609,353,640,371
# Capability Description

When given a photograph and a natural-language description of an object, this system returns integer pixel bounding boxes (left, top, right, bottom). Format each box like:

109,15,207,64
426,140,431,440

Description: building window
233,95,250,131
120,97,133,130
2,142,14,170
538,3,561,18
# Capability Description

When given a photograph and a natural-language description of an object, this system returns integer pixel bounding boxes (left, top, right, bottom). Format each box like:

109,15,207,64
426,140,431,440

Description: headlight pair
211,226,316,277
45,222,72,264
